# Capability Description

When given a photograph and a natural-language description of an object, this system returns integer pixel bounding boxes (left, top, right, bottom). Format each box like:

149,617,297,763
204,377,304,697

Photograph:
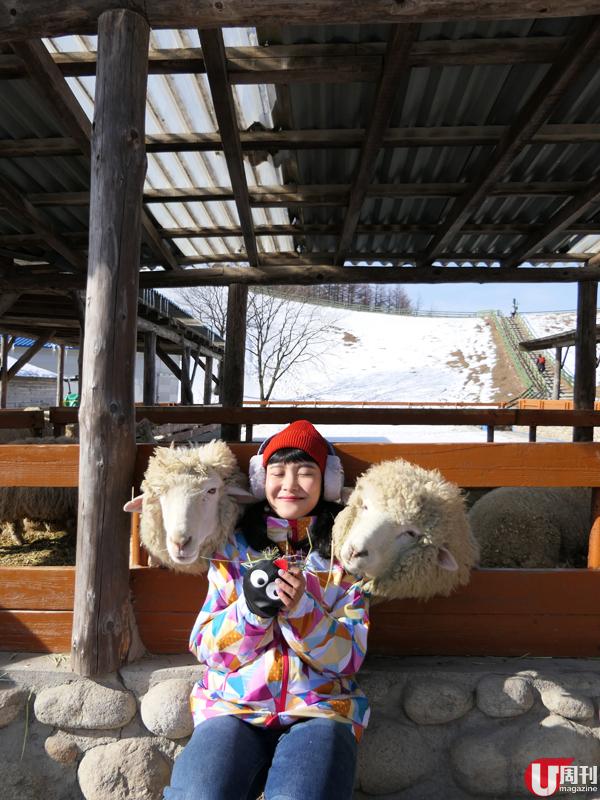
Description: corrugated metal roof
0,18,598,274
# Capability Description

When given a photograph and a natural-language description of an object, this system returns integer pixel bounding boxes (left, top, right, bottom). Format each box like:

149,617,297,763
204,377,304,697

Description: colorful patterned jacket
189,530,370,740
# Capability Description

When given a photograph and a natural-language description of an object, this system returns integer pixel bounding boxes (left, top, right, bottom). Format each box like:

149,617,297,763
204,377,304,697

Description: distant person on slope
536,355,546,373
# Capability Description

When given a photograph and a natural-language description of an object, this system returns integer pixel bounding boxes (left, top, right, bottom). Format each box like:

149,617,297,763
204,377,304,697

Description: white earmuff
323,451,344,502
249,437,344,502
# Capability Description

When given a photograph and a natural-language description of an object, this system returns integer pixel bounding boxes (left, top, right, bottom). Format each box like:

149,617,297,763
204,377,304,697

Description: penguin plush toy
243,557,290,618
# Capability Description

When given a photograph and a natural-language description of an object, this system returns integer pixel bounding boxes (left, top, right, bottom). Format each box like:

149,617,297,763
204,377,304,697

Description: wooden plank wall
2,441,600,657
2,566,600,657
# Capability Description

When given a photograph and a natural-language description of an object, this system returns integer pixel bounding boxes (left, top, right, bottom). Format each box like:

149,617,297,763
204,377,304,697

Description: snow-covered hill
165,288,594,443
243,305,498,404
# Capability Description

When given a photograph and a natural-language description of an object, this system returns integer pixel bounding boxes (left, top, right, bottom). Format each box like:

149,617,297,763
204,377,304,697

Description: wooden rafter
199,28,258,266
424,18,600,263
2,2,600,43
4,123,600,159
336,25,417,265
3,264,600,293
0,180,86,271
154,222,600,239
12,38,181,272
504,174,600,269
1,180,591,214
3,221,600,249
0,38,578,81
6,331,55,379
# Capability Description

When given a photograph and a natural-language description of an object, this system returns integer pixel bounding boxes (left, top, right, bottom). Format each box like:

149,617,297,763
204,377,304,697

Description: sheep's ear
123,495,144,513
225,485,257,504
340,486,354,505
437,546,458,571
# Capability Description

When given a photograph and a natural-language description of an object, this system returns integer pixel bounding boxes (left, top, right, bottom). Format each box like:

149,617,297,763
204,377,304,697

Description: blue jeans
163,715,358,800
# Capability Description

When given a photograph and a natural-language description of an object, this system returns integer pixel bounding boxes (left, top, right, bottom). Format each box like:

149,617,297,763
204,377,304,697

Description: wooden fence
2,439,600,658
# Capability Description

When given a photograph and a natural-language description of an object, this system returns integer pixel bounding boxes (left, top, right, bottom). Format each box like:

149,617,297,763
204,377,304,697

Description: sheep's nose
350,547,369,559
173,534,192,552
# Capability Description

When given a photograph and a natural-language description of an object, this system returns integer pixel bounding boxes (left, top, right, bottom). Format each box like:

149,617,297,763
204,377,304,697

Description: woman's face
265,460,322,519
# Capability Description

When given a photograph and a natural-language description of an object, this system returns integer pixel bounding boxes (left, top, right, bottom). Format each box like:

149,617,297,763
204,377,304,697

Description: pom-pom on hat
261,419,328,475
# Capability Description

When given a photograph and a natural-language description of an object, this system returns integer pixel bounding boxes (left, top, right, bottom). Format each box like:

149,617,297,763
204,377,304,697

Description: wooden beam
504,174,600,269
424,19,600,262
1,3,599,43
181,345,193,405
55,344,65,406
7,123,600,159
199,28,258,266
154,221,600,239
143,331,157,406
156,341,182,380
12,37,180,273
6,332,55,380
12,180,591,210
4,263,600,291
2,219,600,249
71,9,150,677
203,355,214,404
2,38,576,82
336,24,418,264
0,334,8,408
573,281,598,442
0,179,86,271
220,285,248,441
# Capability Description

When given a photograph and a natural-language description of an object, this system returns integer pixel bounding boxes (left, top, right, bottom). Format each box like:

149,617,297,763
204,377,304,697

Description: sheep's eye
206,487,217,495
399,529,417,539
250,569,269,588
265,583,279,601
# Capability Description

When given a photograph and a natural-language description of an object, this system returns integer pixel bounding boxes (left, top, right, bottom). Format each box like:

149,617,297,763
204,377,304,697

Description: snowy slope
243,305,498,404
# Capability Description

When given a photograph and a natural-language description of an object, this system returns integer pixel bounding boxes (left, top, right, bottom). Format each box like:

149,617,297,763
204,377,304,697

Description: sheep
333,459,479,601
123,440,254,574
1,422,156,547
468,486,591,568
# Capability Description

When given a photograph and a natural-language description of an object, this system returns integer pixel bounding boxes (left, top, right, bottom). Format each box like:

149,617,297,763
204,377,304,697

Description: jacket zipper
266,631,289,726
277,640,289,716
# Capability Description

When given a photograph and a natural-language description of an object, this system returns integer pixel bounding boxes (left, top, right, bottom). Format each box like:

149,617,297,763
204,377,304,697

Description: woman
164,420,370,800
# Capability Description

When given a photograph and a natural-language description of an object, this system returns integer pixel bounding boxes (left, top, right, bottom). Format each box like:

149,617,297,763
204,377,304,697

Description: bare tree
178,286,337,402
179,286,228,338
246,291,335,402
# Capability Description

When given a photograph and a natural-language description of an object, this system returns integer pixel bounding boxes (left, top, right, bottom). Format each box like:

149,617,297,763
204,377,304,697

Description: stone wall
1,652,600,799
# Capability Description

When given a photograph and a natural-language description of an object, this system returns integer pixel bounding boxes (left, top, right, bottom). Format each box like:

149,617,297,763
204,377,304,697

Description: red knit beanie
261,420,328,475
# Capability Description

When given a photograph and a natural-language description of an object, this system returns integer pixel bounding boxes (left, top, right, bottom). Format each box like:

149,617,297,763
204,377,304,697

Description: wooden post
221,285,248,441
143,331,157,405
573,281,597,442
528,426,537,442
181,346,193,404
71,9,149,677
486,425,494,442
203,355,213,405
55,344,65,406
552,346,562,400
588,488,600,569
0,334,8,408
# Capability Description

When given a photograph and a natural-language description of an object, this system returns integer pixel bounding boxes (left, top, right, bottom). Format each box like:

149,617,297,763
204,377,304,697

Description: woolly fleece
139,440,246,574
332,458,479,600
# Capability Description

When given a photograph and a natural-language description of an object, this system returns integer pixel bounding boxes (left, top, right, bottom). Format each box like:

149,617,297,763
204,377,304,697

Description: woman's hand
276,566,306,612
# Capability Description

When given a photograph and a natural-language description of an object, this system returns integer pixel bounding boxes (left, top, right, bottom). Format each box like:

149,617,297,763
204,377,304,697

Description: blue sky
406,282,580,314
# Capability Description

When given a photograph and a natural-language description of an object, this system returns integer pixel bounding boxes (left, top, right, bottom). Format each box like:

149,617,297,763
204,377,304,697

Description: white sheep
333,459,479,600
468,486,591,568
124,440,253,573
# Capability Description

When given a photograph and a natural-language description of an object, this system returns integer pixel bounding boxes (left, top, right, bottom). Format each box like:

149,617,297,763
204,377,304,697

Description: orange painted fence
2,440,600,658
